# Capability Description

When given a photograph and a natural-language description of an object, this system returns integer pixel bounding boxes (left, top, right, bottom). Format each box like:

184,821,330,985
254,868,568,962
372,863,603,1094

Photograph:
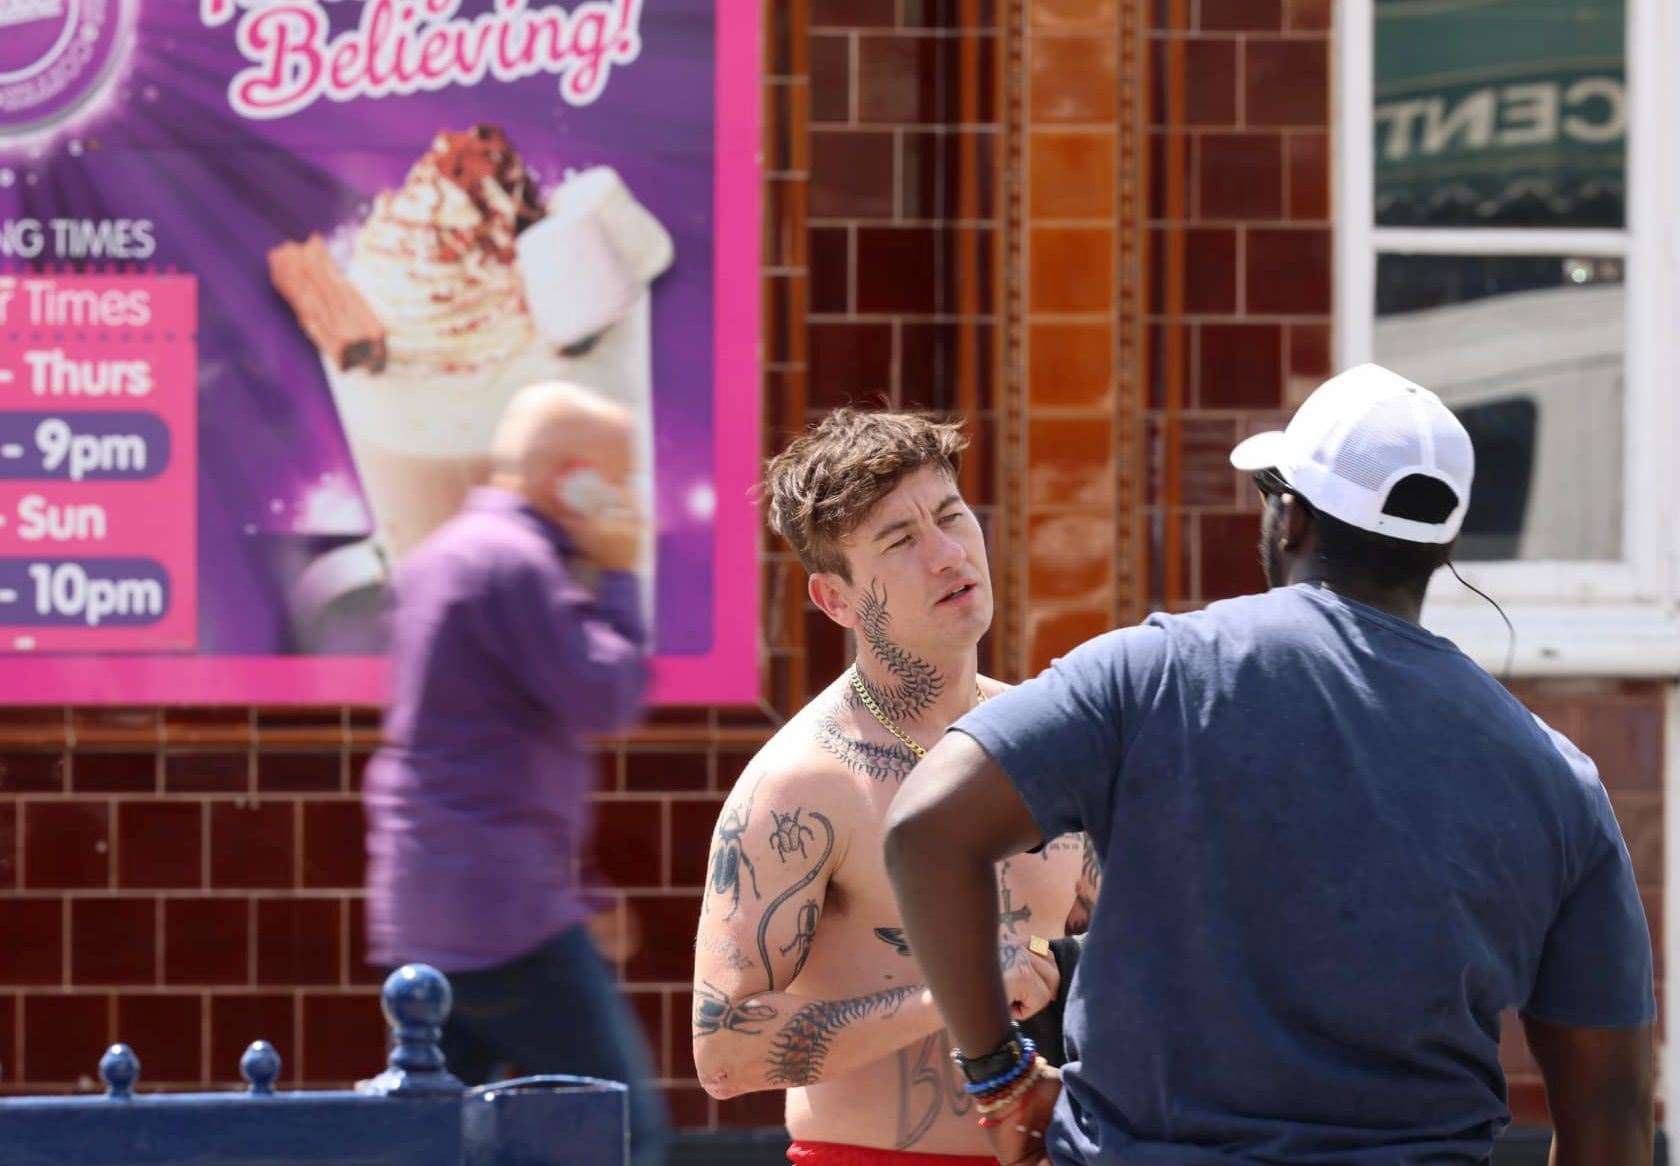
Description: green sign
1375,0,1624,226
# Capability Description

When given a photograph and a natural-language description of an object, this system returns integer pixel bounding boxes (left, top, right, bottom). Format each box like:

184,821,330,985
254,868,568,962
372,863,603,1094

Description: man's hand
983,1064,1062,1166
1003,945,1060,1022
562,487,644,573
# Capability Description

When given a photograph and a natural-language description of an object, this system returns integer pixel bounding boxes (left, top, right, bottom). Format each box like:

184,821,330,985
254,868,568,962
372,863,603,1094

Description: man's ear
1281,495,1313,551
809,572,859,629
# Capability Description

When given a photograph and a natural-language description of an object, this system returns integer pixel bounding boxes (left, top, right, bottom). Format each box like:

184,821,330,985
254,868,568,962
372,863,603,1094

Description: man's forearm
1548,1089,1654,1166
883,834,1014,1060
1524,1016,1654,1166
1549,1112,1654,1166
693,982,945,1099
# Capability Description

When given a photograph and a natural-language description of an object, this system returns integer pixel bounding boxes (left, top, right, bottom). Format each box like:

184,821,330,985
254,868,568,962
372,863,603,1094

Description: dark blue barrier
0,964,628,1166
464,1076,631,1166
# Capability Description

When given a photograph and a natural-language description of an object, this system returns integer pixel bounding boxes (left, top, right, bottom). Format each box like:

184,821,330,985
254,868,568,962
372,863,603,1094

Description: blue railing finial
359,963,463,1097
240,1040,281,1096
98,1045,138,1100
384,963,451,1032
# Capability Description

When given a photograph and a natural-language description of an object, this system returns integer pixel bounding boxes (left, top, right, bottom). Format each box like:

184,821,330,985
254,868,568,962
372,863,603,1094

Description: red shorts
787,1141,995,1166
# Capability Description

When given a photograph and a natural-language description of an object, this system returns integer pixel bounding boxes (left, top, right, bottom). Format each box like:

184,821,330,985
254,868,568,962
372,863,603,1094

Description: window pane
1373,254,1623,560
1375,0,1625,228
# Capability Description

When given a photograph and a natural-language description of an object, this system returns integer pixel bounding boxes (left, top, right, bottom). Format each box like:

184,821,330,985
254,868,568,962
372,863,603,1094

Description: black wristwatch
950,1027,1029,1085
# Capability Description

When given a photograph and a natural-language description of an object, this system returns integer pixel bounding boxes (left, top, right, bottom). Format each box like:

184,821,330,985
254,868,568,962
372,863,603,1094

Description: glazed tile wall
1011,0,1140,674
1145,0,1331,613
802,0,1006,688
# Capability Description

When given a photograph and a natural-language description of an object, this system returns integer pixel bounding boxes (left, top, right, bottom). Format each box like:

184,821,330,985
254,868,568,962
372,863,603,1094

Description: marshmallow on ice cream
347,125,543,373
516,166,676,352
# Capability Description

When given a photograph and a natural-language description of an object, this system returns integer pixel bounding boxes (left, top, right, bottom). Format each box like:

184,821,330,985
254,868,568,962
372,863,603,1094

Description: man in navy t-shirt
884,364,1655,1165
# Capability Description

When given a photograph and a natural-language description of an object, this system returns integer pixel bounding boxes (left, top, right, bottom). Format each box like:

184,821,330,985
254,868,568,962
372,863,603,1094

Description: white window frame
1335,0,1680,677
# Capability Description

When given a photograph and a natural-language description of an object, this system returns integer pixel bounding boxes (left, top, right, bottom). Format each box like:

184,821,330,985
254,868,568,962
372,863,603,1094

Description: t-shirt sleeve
1522,772,1656,1028
953,624,1169,842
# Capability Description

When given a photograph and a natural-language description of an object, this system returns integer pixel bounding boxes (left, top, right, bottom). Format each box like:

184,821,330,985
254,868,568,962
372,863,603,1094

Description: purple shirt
363,487,649,971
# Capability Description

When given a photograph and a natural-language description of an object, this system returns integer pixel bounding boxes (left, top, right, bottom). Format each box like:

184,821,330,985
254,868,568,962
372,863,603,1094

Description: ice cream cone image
272,126,672,578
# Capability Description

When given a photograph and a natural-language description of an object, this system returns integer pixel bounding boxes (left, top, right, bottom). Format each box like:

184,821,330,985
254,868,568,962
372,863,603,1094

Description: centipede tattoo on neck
853,580,946,722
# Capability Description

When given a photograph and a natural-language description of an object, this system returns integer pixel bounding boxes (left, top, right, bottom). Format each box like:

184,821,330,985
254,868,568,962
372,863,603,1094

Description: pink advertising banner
0,0,761,705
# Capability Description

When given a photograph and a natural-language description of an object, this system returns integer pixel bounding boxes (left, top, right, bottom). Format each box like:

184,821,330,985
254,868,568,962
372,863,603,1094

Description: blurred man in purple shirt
363,382,667,1164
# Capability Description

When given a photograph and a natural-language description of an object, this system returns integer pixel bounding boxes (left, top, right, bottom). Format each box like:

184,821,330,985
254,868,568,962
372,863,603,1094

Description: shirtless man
692,410,1098,1164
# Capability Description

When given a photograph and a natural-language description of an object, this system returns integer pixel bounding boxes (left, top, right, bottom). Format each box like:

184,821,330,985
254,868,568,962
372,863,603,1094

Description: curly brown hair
765,409,968,580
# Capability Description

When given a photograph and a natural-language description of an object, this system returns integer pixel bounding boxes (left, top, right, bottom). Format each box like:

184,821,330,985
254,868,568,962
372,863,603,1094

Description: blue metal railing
0,964,628,1166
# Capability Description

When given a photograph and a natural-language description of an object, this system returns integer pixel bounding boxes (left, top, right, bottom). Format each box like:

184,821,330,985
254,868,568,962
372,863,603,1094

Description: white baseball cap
1228,363,1475,545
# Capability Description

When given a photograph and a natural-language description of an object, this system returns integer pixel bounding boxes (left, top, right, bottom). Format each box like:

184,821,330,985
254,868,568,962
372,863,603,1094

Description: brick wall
0,703,794,1129
1146,0,1331,611
0,707,390,1092
0,0,1664,1140
802,0,1006,685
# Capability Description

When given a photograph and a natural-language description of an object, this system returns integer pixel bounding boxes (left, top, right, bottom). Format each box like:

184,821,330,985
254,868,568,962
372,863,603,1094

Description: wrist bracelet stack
953,1029,1049,1124
973,1055,1049,1122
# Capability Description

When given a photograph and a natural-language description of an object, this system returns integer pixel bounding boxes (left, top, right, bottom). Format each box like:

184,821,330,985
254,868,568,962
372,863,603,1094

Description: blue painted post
97,1045,137,1101
240,1041,281,1096
462,1076,629,1166
359,963,465,1097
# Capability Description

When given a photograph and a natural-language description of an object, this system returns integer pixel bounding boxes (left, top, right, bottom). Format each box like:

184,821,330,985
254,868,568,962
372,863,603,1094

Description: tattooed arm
691,767,947,1098
695,979,946,1098
1064,833,1102,934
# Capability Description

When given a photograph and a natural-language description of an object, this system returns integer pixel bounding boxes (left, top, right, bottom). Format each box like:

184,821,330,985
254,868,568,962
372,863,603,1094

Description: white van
1374,279,1623,561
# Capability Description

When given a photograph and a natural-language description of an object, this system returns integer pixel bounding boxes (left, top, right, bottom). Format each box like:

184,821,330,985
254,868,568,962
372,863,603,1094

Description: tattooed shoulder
706,791,762,921
1080,833,1101,885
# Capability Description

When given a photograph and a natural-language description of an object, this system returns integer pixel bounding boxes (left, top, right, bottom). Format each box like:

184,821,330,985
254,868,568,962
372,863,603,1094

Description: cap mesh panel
1433,417,1474,486
1327,396,1426,491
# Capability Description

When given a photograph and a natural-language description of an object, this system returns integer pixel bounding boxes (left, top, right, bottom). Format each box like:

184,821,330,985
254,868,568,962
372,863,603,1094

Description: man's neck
1288,571,1426,625
851,642,981,733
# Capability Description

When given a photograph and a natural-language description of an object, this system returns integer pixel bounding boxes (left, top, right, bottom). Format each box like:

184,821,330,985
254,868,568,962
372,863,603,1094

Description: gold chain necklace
848,665,984,759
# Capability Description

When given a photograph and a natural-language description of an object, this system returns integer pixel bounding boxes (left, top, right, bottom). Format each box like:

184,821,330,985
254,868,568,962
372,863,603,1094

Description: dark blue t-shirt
957,584,1653,1165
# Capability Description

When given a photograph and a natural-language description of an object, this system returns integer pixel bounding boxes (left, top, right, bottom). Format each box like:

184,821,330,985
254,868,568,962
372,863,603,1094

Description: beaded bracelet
975,1084,1038,1125
978,1107,1044,1133
975,1051,1047,1105
976,1082,1034,1119
959,1035,1038,1096
973,1056,1048,1116
975,1065,1038,1110
969,1054,1034,1100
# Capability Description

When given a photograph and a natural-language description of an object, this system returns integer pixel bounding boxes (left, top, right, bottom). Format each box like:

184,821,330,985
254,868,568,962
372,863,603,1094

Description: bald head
490,382,633,515
493,381,630,474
